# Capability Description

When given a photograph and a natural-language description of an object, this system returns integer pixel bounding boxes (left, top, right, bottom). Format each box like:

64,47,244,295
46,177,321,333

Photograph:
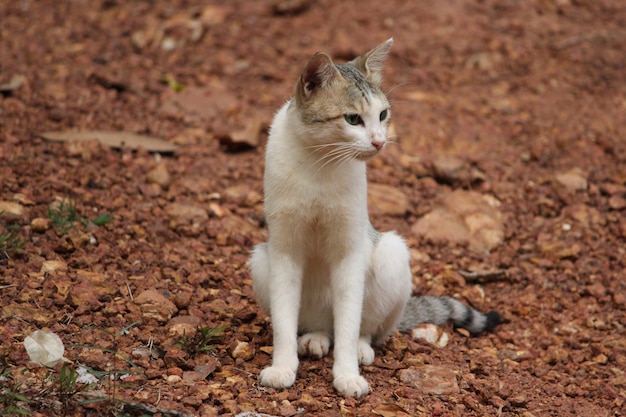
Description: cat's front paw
298,332,331,358
333,374,370,398
259,366,296,389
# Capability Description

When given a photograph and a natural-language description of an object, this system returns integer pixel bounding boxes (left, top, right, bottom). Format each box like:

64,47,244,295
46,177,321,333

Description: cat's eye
344,114,363,126
379,109,388,121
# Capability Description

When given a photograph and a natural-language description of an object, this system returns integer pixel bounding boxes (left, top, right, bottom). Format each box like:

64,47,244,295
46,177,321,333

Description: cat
249,38,500,398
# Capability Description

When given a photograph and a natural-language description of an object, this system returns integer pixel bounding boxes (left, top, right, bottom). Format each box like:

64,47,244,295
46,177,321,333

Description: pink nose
372,140,385,151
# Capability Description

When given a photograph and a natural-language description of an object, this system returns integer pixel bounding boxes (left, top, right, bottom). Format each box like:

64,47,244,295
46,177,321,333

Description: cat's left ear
298,52,341,100
355,38,393,84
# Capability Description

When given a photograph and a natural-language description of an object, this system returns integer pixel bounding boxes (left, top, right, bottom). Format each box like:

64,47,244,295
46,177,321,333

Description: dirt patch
1,0,625,416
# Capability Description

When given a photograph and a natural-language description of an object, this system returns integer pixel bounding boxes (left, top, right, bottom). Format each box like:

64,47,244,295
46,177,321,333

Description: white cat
250,38,499,398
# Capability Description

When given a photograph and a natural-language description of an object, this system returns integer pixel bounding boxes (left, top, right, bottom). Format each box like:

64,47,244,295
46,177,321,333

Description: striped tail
398,295,500,335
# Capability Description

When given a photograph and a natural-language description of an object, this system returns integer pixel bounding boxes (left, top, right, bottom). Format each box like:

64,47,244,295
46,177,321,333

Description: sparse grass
47,197,112,234
174,325,228,357
47,198,81,234
163,73,186,92
0,220,25,263
0,355,30,416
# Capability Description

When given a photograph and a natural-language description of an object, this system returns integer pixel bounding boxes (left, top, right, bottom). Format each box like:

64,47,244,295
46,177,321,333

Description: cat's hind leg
298,332,331,358
361,231,412,347
358,335,375,366
249,243,271,314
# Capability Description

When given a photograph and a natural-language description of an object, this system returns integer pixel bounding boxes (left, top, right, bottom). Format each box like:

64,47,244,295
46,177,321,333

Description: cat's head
293,38,393,162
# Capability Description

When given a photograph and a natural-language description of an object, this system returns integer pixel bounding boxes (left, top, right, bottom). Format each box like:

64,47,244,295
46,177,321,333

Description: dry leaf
40,131,178,153
24,330,71,367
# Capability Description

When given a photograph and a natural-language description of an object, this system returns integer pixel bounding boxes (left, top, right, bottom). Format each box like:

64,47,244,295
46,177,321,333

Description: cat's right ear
297,52,340,101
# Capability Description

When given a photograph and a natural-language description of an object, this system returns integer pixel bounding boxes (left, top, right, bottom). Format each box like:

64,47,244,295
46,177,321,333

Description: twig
0,284,17,290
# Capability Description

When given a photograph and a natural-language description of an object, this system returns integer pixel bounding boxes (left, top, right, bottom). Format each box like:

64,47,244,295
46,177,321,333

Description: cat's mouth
354,148,381,161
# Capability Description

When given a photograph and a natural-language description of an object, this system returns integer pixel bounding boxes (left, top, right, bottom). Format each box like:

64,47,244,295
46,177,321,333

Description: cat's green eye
344,114,362,126
380,109,388,121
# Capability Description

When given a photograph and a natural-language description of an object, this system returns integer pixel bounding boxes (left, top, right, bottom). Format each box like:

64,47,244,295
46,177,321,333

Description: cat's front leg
331,253,370,398
256,248,303,389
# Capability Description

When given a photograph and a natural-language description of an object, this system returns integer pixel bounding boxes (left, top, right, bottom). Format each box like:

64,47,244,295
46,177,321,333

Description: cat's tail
397,295,500,335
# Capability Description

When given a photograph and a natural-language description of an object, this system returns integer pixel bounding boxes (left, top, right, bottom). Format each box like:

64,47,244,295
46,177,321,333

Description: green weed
0,357,30,416
47,198,112,234
175,325,228,357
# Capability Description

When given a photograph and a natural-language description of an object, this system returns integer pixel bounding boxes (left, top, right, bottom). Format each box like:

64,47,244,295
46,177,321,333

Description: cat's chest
271,171,365,217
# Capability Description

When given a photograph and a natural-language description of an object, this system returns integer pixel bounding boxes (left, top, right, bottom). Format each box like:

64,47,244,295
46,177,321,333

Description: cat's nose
371,140,385,151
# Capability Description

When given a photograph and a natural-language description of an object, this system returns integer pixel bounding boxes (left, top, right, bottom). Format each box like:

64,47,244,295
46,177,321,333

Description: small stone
430,156,485,185
12,193,35,206
208,202,225,217
273,0,312,15
182,371,206,382
224,185,262,207
0,201,26,219
146,163,172,188
412,208,469,244
218,112,264,150
164,202,208,221
600,182,626,195
166,374,182,383
231,340,255,361
410,323,448,347
585,281,606,298
31,217,52,232
608,196,626,210
134,289,179,322
167,315,203,338
398,365,459,395
555,168,587,192
69,282,103,314
412,190,503,252
40,260,68,273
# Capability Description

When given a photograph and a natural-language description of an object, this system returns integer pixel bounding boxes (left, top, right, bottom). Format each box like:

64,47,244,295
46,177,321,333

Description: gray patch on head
335,62,379,105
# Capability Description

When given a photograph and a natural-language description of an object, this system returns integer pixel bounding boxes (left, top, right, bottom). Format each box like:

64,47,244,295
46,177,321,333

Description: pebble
134,289,179,322
555,168,588,192
166,374,182,383
31,217,52,232
0,201,26,219
167,315,203,338
608,196,626,210
146,163,172,188
231,340,255,361
40,260,68,273
410,323,449,347
164,202,208,221
398,365,460,395
411,190,503,252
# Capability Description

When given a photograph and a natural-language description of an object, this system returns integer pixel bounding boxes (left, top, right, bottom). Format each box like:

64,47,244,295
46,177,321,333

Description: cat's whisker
305,142,348,151
314,150,352,173
310,145,354,173
387,99,409,105
385,80,413,97
333,149,358,172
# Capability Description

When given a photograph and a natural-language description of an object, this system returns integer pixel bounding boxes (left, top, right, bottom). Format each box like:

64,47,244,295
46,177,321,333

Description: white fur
250,92,411,398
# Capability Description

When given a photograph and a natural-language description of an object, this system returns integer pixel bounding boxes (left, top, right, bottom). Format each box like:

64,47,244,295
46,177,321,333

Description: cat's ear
297,52,340,101
355,38,393,84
